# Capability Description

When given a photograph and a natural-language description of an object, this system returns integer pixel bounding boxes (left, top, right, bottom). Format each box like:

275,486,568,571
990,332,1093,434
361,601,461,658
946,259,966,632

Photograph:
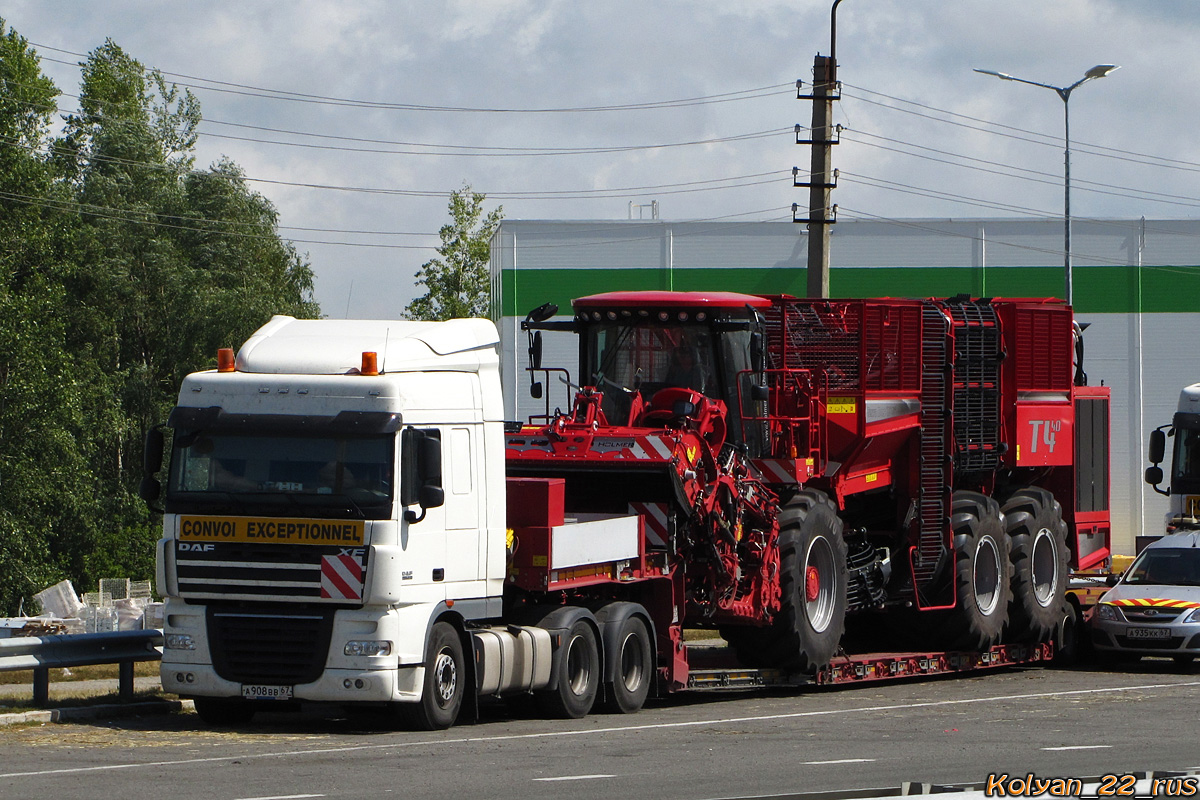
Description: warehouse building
490,216,1200,554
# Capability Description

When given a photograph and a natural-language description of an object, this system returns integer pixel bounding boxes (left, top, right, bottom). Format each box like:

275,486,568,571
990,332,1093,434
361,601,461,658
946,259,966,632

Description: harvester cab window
589,323,716,422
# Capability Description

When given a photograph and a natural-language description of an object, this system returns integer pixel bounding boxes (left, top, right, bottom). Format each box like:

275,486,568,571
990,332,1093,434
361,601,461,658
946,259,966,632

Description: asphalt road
2,660,1198,800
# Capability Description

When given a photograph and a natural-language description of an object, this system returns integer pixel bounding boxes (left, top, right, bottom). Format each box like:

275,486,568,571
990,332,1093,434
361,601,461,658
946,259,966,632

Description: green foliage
406,184,503,320
0,21,319,615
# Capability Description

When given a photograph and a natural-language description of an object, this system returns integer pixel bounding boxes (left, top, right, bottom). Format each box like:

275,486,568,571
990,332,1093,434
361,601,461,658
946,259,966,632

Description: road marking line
234,795,325,800
3,680,1199,780
533,775,616,782
1040,745,1114,751
801,759,877,765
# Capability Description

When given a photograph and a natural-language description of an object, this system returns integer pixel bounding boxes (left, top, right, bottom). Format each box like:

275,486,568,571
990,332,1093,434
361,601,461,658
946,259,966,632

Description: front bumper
1090,617,1200,657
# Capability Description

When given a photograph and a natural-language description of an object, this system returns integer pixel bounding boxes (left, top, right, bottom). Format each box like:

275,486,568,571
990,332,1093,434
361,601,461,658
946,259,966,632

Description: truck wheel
602,615,652,714
538,618,600,719
941,491,1011,650
765,490,848,673
193,697,256,726
400,621,465,731
1002,488,1069,643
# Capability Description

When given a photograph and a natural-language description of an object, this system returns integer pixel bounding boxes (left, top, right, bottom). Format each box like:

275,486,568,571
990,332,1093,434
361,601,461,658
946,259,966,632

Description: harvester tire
940,491,1011,650
758,490,848,673
399,620,466,731
1002,487,1069,643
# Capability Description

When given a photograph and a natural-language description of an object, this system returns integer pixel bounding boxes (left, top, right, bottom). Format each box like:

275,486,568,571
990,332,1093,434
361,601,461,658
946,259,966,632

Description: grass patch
0,661,160,686
0,688,175,716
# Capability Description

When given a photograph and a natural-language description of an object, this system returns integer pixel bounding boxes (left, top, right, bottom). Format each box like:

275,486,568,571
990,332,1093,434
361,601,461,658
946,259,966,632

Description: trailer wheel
400,620,465,731
538,618,600,719
602,616,652,714
1002,488,1069,643
941,491,1011,650
760,490,848,672
193,697,256,726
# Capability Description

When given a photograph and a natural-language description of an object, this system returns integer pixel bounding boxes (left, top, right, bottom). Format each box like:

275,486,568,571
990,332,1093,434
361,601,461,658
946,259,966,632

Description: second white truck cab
1147,383,1200,533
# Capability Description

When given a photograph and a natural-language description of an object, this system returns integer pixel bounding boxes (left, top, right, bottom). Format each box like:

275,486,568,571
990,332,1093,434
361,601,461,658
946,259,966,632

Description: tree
405,184,503,320
0,26,320,614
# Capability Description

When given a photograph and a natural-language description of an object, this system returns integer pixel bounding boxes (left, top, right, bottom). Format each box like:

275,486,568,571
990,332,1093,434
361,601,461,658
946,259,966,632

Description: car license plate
1127,627,1171,640
241,684,293,700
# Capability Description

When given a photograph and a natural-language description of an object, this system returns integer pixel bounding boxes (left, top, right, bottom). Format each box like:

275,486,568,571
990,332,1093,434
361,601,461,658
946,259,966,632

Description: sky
4,1,1198,318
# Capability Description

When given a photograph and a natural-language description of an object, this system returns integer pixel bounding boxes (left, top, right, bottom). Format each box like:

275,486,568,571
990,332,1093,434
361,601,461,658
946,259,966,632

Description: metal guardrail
0,629,162,705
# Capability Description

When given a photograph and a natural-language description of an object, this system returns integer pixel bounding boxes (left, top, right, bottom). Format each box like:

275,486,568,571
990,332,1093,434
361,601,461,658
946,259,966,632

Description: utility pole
795,1,843,299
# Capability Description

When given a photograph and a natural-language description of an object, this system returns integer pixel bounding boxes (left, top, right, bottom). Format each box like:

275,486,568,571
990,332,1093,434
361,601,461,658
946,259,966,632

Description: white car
1091,530,1200,665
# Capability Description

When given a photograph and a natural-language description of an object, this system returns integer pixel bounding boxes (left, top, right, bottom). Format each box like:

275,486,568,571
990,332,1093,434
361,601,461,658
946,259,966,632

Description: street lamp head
973,68,1013,81
1085,64,1120,80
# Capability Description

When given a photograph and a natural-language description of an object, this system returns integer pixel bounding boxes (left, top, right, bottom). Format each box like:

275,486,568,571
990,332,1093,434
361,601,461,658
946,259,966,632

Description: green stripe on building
500,265,1200,317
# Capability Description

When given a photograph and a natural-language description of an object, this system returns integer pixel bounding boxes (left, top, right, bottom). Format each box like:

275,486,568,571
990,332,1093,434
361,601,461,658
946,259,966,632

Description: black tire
940,491,1011,650
743,490,848,673
602,616,652,714
1051,600,1081,668
1002,488,1069,642
399,620,466,731
193,697,256,726
538,618,600,719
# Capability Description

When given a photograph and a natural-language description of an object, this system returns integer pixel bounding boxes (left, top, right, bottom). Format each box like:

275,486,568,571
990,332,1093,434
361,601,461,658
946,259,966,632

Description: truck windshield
1172,423,1200,492
1122,548,1200,586
166,431,394,518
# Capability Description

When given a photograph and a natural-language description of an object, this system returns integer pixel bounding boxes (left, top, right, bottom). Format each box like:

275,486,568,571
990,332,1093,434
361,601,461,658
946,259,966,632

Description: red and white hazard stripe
320,553,364,600
629,435,675,461
629,502,670,549
755,458,799,484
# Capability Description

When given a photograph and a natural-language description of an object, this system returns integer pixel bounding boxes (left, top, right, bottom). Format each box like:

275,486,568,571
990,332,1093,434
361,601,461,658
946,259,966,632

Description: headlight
344,640,392,657
1094,604,1124,622
165,633,196,650
1184,608,1200,624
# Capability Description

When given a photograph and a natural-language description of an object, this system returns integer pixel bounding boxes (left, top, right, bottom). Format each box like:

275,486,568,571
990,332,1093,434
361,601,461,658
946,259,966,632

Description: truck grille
176,542,367,604
207,607,335,685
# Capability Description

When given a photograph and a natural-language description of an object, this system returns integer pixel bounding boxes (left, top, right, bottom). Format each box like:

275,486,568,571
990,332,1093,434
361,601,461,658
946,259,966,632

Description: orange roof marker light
361,351,380,376
216,348,236,373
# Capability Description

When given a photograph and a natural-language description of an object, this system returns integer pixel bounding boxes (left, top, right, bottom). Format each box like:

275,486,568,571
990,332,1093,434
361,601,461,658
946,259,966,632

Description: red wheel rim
805,565,821,602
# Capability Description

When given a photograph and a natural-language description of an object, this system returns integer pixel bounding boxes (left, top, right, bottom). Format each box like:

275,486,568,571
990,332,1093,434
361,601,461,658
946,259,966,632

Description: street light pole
973,64,1119,306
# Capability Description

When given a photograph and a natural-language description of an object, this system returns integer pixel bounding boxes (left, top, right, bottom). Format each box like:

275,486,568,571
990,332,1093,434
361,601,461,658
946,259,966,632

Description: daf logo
178,542,216,552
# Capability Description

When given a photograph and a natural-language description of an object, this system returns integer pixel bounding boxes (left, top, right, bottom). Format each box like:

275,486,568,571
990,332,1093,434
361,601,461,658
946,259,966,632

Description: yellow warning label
1187,496,1200,517
827,397,856,414
179,516,364,546
865,473,878,483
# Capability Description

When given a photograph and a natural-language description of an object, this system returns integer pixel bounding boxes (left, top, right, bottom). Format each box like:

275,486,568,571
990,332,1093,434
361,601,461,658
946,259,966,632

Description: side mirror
1149,429,1167,464
1145,465,1164,486
138,477,161,503
144,427,164,474
419,485,445,510
402,427,444,523
1106,573,1119,587
531,331,544,370
750,332,765,374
